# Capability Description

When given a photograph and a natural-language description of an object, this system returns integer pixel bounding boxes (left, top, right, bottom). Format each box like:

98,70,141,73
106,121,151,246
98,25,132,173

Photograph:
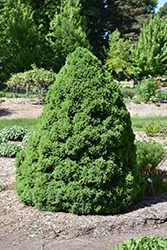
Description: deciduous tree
104,29,134,79
46,0,90,72
0,0,41,81
132,15,167,76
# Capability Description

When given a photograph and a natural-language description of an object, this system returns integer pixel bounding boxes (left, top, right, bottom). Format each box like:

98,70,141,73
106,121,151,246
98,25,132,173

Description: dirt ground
0,98,167,250
1,228,167,250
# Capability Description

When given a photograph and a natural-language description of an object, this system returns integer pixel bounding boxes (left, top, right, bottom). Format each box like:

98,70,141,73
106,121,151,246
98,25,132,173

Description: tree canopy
0,0,159,81
104,29,134,79
132,15,167,76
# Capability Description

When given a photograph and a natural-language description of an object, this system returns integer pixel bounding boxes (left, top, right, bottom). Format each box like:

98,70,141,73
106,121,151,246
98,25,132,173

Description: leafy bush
6,64,56,100
1,126,28,141
109,235,167,250
0,142,24,157
136,77,161,103
22,131,35,144
136,140,167,177
160,90,167,101
14,47,146,215
143,120,166,136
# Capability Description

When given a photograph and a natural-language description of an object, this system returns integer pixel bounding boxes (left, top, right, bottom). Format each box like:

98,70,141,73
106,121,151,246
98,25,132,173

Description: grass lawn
131,116,167,131
1,116,167,133
0,118,38,132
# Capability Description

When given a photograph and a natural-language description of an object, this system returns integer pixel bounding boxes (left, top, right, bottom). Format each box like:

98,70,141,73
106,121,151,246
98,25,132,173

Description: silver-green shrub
0,142,24,157
1,126,28,141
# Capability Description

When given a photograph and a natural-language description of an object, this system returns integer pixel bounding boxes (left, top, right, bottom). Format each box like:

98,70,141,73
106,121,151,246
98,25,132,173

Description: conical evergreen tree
15,47,146,215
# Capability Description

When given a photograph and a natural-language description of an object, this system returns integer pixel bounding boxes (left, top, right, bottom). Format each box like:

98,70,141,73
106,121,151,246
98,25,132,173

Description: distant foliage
15,47,146,215
132,15,167,76
6,64,56,100
135,77,161,103
46,0,90,72
104,29,134,79
0,0,41,81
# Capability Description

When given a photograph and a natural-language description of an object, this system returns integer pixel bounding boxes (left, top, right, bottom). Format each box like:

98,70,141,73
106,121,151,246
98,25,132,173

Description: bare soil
0,98,167,250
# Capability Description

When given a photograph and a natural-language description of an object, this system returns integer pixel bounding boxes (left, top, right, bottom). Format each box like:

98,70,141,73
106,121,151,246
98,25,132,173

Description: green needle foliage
14,47,146,215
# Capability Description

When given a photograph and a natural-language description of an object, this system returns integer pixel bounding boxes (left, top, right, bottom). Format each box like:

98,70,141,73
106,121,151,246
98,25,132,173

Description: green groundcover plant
143,120,166,137
1,125,28,141
14,47,146,215
0,142,24,157
109,235,167,250
136,139,167,177
0,126,32,157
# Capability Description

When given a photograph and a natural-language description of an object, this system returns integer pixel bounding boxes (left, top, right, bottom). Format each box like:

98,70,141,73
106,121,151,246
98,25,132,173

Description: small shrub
136,77,161,103
22,131,35,144
0,142,24,157
160,90,167,101
109,235,167,250
136,139,167,177
1,126,28,141
122,90,135,99
143,120,166,137
14,47,146,215
149,170,167,193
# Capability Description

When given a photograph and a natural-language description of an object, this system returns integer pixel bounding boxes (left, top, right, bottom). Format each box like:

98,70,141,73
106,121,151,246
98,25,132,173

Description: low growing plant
121,90,135,99
22,131,35,144
0,142,24,157
136,139,167,177
1,126,28,141
109,235,167,250
135,77,161,103
143,120,166,137
0,134,8,144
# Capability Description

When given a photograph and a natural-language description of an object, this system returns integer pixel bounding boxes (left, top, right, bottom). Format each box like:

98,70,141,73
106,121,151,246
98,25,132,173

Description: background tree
46,0,90,73
0,0,41,81
132,15,167,77
79,0,158,58
158,2,167,18
104,29,134,79
105,0,157,42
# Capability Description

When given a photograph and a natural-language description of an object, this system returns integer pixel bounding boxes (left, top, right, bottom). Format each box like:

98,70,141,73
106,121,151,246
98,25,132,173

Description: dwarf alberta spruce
14,47,146,215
